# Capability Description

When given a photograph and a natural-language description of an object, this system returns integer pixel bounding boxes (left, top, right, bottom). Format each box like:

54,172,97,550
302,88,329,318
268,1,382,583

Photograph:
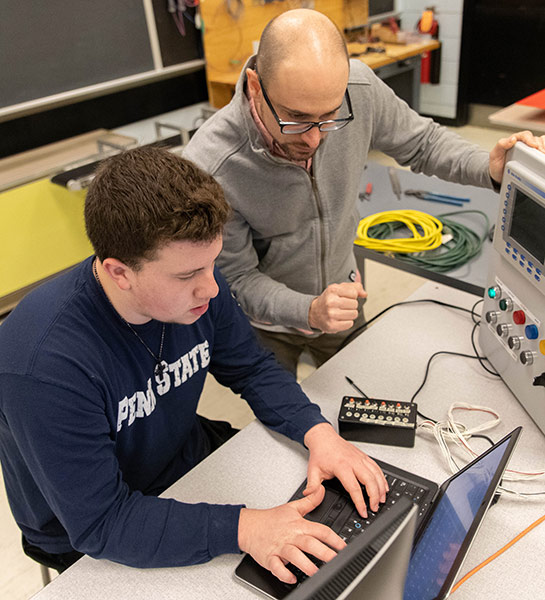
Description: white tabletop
32,281,545,599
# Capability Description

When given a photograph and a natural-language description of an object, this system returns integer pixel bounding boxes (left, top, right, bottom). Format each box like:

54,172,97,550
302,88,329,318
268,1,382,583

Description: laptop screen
403,434,514,600
285,498,417,600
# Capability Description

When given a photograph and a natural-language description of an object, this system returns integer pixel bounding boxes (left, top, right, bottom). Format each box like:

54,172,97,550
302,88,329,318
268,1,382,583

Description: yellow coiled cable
354,209,444,254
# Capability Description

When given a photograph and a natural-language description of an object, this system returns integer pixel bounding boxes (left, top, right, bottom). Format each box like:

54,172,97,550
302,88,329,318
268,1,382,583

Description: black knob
520,351,535,366
508,336,523,350
496,323,511,338
486,311,500,324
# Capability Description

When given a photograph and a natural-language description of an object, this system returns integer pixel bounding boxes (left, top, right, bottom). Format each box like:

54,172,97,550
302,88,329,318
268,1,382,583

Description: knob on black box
338,396,417,448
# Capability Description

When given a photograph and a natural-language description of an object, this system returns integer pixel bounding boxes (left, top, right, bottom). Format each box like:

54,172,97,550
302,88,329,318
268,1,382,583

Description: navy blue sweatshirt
0,257,326,567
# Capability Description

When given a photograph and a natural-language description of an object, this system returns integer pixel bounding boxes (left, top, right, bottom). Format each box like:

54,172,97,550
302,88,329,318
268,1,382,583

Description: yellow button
540,340,545,355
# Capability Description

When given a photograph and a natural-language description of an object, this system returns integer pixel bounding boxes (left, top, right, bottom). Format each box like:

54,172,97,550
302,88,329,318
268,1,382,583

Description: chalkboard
1,0,155,109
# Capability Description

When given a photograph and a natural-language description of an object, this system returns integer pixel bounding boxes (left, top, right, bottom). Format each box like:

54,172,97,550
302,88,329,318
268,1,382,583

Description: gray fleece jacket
184,57,493,333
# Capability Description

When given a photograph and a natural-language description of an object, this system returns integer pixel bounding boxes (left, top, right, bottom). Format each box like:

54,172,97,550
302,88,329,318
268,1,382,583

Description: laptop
235,427,521,600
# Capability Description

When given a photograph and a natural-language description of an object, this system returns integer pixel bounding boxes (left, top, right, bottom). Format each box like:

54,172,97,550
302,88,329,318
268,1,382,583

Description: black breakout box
338,396,417,448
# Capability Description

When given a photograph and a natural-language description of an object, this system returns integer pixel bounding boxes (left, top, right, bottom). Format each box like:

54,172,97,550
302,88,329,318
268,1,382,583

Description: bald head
256,9,349,87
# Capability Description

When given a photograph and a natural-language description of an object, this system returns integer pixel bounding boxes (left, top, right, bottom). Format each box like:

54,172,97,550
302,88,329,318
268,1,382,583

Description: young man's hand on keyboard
303,423,388,517
237,487,346,584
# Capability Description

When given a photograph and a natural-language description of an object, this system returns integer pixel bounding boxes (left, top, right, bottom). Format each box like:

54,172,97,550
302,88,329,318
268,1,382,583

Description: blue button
502,217,506,223
506,193,510,199
526,324,539,339
501,225,505,231
529,261,534,267
527,267,532,273
508,184,512,190
535,275,541,282
520,262,524,267
512,254,517,260
506,242,511,247
521,255,525,260
504,201,508,206
354,523,361,529
506,248,511,254
513,248,518,254
537,268,542,275
503,209,507,214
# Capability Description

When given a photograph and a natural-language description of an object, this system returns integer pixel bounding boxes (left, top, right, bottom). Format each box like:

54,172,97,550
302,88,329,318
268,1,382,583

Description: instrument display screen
508,186,545,265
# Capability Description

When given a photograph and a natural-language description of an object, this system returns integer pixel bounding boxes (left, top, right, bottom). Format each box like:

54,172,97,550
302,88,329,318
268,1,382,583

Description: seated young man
0,147,386,584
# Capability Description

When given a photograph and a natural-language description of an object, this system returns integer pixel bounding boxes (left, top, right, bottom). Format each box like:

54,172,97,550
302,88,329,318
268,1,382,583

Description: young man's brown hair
85,146,230,269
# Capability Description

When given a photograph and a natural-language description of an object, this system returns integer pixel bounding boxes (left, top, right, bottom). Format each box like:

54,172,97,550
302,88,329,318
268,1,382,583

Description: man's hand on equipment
489,131,545,185
238,487,346,584
303,423,388,518
308,282,367,333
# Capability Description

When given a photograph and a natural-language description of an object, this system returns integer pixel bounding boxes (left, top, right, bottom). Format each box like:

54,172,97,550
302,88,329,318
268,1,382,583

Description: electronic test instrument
479,142,545,434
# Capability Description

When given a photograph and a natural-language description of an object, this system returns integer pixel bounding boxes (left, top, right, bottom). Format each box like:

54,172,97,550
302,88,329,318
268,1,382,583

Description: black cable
342,296,498,377
411,346,501,407
473,434,496,446
470,321,500,376
340,298,481,351
468,298,500,377
410,349,479,404
410,345,501,442
470,298,484,325
343,296,500,446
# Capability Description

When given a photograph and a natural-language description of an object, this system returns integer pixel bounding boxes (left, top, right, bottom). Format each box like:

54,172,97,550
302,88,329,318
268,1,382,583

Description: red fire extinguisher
417,8,440,84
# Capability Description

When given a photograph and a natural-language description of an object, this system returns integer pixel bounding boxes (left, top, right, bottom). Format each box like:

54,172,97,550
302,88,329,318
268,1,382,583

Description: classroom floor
0,119,516,599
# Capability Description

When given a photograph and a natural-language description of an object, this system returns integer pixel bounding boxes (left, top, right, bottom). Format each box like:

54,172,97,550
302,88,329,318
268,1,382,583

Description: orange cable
451,513,545,593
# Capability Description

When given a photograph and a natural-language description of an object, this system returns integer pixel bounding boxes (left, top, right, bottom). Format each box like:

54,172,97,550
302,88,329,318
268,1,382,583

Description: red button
513,310,526,325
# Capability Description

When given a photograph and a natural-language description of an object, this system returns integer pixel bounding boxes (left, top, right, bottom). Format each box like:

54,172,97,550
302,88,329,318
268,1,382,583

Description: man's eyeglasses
257,72,354,135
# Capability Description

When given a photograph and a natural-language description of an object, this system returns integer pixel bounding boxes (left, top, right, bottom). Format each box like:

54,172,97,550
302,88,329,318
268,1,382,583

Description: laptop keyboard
336,473,430,543
286,472,431,586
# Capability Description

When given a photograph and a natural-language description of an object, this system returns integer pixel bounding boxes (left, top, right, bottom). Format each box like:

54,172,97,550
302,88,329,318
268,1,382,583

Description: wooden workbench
199,0,370,109
347,39,440,70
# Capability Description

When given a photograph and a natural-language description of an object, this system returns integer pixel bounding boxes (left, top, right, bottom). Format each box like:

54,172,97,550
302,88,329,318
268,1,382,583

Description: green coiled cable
365,210,491,273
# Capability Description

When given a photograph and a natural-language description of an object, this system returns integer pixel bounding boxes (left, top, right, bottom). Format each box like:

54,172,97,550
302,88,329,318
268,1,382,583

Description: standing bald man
184,9,545,374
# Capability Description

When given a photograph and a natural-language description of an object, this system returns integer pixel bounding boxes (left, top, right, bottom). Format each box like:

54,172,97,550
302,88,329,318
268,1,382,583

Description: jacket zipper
263,151,327,296
309,171,326,296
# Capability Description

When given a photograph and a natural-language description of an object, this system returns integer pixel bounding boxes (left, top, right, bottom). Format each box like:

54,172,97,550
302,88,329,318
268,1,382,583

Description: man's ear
246,68,260,99
102,258,134,291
